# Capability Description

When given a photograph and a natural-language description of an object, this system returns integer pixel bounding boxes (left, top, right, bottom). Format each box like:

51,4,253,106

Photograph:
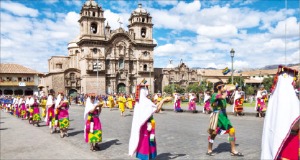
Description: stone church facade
43,0,156,95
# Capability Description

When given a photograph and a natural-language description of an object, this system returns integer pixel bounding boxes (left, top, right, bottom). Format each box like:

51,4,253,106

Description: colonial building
43,0,156,95
0,64,42,96
154,60,198,93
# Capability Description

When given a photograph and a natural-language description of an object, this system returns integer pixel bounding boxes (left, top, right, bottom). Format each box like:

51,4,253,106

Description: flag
222,67,230,75
140,79,147,84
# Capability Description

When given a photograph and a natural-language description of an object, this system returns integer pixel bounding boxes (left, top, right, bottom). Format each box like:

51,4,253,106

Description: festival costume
40,98,47,118
233,91,244,115
129,86,158,160
203,93,211,113
32,101,41,124
255,90,267,113
127,97,134,109
188,94,197,111
118,96,126,113
174,94,183,112
261,66,299,159
107,96,115,109
58,100,70,130
84,98,102,144
19,99,26,119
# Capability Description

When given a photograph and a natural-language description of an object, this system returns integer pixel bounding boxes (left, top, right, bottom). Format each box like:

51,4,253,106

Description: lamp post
230,48,235,84
93,48,99,95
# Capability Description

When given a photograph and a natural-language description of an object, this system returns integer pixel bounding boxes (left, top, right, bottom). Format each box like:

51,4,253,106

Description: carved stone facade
154,60,198,93
43,0,156,95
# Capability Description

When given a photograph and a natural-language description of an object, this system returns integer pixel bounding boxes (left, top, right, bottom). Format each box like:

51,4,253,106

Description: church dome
133,3,147,15
68,36,80,48
84,0,98,7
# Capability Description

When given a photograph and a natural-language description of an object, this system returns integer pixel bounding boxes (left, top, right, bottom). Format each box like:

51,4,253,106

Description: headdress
135,79,149,103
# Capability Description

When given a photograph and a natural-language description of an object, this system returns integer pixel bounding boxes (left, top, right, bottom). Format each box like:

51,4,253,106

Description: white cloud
104,10,130,30
171,0,201,14
1,1,38,17
269,17,300,38
197,24,238,38
156,0,178,7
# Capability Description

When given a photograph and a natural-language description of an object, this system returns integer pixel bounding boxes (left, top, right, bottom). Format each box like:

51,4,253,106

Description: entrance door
117,83,126,93
69,89,77,97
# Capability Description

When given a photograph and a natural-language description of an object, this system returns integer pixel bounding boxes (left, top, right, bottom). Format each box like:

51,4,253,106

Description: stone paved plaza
1,105,264,159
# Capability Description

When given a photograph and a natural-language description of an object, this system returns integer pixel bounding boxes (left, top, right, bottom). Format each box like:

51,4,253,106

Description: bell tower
78,0,106,40
128,3,153,44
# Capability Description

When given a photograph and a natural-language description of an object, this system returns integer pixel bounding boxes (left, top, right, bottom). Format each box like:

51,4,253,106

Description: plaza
1,105,263,159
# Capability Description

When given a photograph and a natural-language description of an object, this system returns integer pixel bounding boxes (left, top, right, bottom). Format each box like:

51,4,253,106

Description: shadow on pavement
100,139,121,150
213,142,240,153
68,130,84,137
156,153,186,159
0,128,8,130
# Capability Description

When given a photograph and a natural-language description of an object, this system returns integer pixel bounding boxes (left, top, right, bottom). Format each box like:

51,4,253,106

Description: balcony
0,81,35,86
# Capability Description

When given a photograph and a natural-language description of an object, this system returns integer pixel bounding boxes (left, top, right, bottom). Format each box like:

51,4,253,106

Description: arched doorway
4,89,13,95
117,83,126,93
25,89,33,95
14,89,23,95
69,89,77,97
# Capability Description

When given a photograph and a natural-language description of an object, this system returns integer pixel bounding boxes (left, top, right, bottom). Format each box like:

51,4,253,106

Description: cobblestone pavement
1,105,264,159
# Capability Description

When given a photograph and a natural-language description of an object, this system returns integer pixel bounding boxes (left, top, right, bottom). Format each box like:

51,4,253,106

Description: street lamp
93,48,99,95
230,48,235,84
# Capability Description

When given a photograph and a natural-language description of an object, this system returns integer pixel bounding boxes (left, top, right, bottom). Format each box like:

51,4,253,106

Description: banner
222,67,230,75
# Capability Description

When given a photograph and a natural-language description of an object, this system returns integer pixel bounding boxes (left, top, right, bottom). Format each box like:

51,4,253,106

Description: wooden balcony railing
0,81,36,86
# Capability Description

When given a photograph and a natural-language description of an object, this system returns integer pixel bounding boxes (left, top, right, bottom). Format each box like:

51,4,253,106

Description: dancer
233,87,244,116
261,66,299,159
40,96,47,118
117,93,127,116
107,94,115,111
174,93,183,112
203,90,211,114
31,97,41,126
188,93,197,113
207,81,243,156
19,96,26,119
84,95,103,151
46,93,55,133
57,93,70,138
126,94,134,111
255,85,268,117
129,83,172,159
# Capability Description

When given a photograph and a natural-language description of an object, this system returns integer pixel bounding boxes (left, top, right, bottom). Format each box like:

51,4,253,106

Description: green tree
227,76,244,87
186,83,204,93
245,85,255,95
262,77,274,91
163,84,185,94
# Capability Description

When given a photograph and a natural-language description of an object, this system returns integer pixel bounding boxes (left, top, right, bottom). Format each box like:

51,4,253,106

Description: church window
142,18,145,22
93,12,95,17
56,63,62,69
70,73,75,81
143,64,147,71
18,77,22,81
141,27,146,38
119,58,124,69
91,23,97,34
143,51,148,57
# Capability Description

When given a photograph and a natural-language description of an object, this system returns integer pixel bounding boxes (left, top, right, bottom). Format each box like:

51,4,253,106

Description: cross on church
117,17,123,28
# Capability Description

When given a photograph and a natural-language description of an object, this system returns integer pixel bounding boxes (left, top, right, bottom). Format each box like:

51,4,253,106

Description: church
43,0,156,95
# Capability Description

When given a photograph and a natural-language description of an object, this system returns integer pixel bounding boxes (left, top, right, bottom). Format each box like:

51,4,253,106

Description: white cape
261,75,300,159
128,87,157,156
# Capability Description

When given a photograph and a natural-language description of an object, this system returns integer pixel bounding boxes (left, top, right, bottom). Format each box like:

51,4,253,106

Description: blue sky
1,0,299,72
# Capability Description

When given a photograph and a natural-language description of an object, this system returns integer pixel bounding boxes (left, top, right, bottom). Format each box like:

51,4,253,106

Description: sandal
206,151,215,156
230,151,243,157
